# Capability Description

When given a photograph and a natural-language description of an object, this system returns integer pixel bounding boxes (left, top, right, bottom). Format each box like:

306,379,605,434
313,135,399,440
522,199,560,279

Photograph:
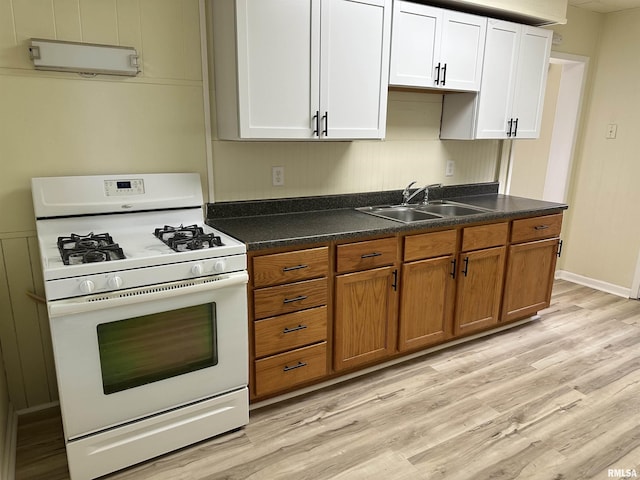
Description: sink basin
415,201,488,217
357,205,442,223
356,200,491,223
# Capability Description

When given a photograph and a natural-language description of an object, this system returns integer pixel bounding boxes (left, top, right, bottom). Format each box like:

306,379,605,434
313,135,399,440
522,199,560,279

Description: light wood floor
15,280,640,480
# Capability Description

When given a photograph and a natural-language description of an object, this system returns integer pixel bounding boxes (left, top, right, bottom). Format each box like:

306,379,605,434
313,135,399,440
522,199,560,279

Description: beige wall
210,90,501,201
0,0,209,409
558,7,640,290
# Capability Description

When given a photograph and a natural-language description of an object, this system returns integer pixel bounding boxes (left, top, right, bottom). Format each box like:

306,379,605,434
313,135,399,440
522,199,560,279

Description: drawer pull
283,295,307,304
283,361,307,372
361,252,382,259
282,264,308,272
283,324,308,334
534,225,550,230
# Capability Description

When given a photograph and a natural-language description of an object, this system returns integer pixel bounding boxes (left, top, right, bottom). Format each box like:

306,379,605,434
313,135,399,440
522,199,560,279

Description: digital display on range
117,181,132,189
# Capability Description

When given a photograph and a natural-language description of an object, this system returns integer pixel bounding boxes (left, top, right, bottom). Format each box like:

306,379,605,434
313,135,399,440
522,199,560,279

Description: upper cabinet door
511,26,553,139
320,0,391,139
438,11,487,91
440,20,552,140
389,2,441,88
474,19,520,139
213,0,390,140
234,0,320,139
389,1,486,92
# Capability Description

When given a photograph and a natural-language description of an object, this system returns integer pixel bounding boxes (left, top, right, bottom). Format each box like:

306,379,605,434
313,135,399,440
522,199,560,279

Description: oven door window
97,304,217,395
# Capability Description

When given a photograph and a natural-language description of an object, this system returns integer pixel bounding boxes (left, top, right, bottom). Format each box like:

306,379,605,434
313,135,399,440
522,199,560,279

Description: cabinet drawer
255,342,327,397
253,278,327,320
404,229,457,262
336,237,397,274
253,247,328,288
254,306,327,358
511,214,563,243
462,222,508,251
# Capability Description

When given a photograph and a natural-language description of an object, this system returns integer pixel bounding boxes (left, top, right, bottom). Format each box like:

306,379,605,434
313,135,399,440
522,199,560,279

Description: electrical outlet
445,160,455,177
606,124,617,139
272,166,284,186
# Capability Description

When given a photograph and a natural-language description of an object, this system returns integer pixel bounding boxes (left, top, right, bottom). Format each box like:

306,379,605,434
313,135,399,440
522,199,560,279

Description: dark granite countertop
206,183,568,251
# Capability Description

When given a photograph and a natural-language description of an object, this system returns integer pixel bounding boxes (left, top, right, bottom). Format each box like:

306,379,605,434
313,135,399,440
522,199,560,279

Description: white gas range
32,173,249,480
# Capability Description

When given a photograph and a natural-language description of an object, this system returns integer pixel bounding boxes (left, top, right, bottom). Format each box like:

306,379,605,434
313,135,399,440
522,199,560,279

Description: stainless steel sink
414,201,489,217
356,200,491,223
357,205,442,223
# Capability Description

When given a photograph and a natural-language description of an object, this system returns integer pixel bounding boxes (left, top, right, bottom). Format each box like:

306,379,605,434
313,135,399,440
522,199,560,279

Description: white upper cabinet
212,0,391,140
389,1,486,92
440,20,552,140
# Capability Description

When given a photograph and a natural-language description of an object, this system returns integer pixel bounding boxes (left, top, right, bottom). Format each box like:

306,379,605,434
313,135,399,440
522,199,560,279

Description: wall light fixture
28,38,140,77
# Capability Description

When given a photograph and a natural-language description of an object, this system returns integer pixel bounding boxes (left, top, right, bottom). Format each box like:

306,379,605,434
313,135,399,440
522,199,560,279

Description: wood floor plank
14,280,640,480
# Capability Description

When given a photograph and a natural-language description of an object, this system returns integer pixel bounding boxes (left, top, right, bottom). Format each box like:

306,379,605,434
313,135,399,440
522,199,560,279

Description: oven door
47,271,248,440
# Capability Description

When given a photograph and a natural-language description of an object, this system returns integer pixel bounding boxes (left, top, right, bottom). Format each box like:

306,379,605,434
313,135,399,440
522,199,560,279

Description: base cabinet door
334,266,398,371
454,246,506,335
399,256,454,351
502,238,559,323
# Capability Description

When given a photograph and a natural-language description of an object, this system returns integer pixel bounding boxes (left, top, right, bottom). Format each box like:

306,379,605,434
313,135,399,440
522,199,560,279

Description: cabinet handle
534,225,550,231
322,112,328,137
283,361,307,372
462,257,469,277
282,264,308,272
441,63,447,86
513,118,519,137
557,239,564,258
283,295,307,304
392,269,398,291
313,111,320,137
435,62,441,85
361,252,382,259
507,118,513,137
450,258,456,279
283,324,308,334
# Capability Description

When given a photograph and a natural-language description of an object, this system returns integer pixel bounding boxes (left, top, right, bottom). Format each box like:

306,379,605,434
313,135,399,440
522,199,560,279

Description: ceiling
568,0,640,13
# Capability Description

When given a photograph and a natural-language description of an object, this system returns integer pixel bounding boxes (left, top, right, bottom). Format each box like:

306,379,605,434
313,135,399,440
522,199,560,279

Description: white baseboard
555,270,631,298
2,403,17,480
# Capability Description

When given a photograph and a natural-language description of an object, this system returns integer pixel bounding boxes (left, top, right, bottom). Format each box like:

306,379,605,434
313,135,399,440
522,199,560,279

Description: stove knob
191,263,204,276
107,276,123,289
213,260,226,273
79,280,95,294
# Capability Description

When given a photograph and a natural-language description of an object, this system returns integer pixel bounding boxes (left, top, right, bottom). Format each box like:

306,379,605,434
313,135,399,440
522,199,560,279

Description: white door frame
542,52,589,203
632,250,640,299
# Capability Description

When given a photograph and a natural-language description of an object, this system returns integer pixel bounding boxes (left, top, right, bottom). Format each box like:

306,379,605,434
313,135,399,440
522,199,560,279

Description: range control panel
104,179,145,196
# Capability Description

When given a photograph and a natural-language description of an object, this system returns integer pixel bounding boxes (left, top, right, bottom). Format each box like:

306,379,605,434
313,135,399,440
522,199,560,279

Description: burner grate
57,233,125,265
154,224,223,252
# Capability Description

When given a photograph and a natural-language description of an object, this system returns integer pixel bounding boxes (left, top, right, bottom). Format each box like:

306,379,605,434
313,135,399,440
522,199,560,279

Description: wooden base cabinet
334,237,398,371
454,223,508,335
250,246,329,399
502,214,562,323
399,230,457,351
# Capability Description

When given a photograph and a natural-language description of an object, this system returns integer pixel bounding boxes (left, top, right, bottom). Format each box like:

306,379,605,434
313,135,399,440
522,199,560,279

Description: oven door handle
48,271,248,318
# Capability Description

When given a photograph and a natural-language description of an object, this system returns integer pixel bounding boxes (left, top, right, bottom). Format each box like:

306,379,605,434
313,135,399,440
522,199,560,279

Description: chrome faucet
402,181,429,205
422,183,443,204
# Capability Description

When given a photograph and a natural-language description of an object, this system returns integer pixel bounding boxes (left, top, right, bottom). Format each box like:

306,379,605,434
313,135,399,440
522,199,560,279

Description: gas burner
57,233,126,265
154,224,223,252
